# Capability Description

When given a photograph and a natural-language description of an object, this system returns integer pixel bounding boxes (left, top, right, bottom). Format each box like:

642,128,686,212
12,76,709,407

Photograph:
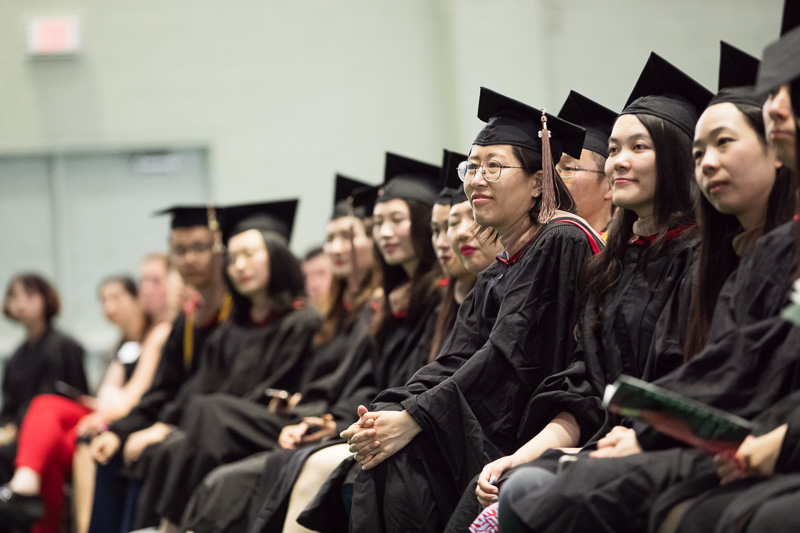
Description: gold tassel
538,111,556,224
207,206,224,254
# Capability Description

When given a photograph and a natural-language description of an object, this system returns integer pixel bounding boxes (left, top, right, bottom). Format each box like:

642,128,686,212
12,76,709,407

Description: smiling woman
490,52,710,533
606,115,659,217
337,87,604,533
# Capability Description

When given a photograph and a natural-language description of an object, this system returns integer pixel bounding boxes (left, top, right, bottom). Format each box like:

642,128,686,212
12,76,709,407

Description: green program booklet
603,375,754,454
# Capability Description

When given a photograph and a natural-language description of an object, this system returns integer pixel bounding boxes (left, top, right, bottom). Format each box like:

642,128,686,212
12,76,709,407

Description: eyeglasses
171,242,214,258
457,161,524,183
557,166,606,179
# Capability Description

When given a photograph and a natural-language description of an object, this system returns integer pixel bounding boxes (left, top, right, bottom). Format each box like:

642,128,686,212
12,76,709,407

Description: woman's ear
531,170,544,198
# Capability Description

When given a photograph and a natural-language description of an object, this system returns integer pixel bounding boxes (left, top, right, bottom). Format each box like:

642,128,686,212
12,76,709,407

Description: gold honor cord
183,293,233,371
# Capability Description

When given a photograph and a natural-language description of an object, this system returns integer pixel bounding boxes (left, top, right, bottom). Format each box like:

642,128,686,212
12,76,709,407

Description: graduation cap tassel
207,206,224,254
538,111,557,224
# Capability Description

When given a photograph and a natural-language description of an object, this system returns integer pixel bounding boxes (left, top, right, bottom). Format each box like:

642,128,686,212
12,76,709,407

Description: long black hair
579,114,696,325
314,217,381,346
685,103,794,359
372,199,441,348
225,230,305,324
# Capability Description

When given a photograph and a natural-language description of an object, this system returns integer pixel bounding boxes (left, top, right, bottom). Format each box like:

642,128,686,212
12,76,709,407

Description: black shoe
0,484,44,525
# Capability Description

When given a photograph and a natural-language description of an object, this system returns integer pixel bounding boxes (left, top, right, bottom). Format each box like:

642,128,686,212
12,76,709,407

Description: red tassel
538,111,556,224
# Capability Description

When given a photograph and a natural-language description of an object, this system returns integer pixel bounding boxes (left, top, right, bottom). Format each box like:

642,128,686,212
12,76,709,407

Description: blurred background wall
0,0,783,365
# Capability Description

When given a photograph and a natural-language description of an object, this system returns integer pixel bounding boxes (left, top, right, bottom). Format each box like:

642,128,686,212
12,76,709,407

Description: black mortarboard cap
709,42,763,108
155,205,220,229
350,185,379,218
474,87,586,162
621,52,713,138
557,91,617,157
434,188,457,205
755,25,800,99
332,174,375,219
439,149,468,205
376,152,440,206
219,199,298,244
782,0,800,36
757,0,800,110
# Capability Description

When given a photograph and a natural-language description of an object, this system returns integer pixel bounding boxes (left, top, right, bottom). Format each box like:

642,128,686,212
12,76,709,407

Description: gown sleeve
157,321,232,426
637,222,800,450
400,223,594,453
369,274,493,411
240,308,322,402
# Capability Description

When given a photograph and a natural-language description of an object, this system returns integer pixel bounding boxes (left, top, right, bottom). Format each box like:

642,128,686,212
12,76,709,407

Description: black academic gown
445,227,698,531
108,311,223,442
174,299,382,533
0,328,87,481
252,288,446,533
130,307,320,529
347,219,599,533
521,227,698,445
650,370,800,533
508,220,800,533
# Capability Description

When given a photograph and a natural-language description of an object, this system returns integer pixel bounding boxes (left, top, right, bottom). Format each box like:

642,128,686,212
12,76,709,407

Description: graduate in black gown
429,150,477,365
127,200,321,531
84,205,230,533
554,92,616,235
643,27,800,533
246,153,447,533
458,81,704,531
0,274,88,482
499,43,800,533
340,88,601,533
175,174,384,533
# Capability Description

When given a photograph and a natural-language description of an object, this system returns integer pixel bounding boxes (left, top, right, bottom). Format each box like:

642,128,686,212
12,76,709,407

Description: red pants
15,394,92,533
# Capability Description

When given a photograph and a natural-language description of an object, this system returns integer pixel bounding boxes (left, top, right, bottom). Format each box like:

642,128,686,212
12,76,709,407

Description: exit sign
27,17,81,56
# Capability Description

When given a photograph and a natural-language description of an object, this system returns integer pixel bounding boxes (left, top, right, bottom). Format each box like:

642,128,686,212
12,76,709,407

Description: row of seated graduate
3,3,800,531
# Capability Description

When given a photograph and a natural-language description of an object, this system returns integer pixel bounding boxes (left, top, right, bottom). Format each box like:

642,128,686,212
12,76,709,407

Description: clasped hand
278,414,337,450
339,405,421,470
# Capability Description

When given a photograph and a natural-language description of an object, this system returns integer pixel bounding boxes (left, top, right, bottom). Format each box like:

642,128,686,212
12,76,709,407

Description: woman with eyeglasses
462,53,710,533
247,153,504,533
336,87,601,533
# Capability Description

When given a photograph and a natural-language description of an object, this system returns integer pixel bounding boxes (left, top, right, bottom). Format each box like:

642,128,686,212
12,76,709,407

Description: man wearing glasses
556,91,618,234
